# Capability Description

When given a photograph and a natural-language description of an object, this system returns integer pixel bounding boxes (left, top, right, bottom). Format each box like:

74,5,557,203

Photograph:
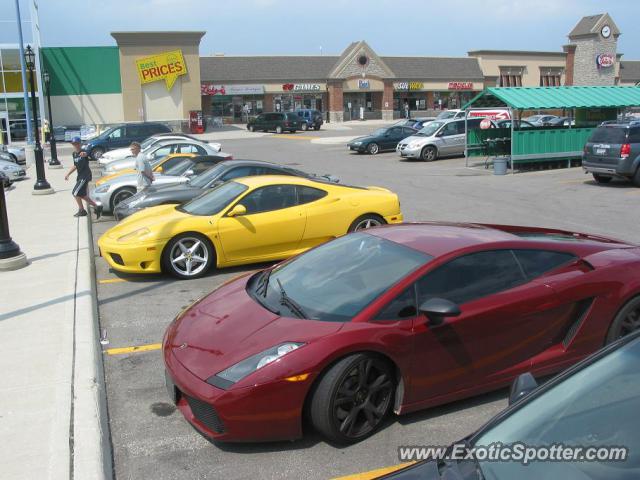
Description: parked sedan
113,160,339,220
381,330,640,479
99,175,402,279
496,119,535,129
0,158,27,181
162,222,640,443
0,145,26,164
103,139,224,174
98,133,221,165
522,114,558,126
92,156,224,212
348,126,418,154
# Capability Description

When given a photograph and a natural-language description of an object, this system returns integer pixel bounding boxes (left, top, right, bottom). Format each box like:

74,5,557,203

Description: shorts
73,177,90,197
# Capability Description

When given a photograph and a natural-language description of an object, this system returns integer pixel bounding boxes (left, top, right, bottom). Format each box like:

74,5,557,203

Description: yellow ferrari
98,175,403,279
95,153,196,186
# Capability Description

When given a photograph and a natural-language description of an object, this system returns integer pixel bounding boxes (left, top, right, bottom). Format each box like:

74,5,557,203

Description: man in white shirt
131,142,154,192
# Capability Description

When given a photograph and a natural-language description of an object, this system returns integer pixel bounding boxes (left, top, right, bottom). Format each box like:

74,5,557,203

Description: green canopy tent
462,86,640,172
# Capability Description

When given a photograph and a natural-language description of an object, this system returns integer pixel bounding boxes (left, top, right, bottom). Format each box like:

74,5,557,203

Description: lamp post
0,179,27,270
25,45,53,193
42,70,61,168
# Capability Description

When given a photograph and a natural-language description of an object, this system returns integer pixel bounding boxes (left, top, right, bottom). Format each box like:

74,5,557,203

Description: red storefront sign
201,84,226,95
448,82,474,90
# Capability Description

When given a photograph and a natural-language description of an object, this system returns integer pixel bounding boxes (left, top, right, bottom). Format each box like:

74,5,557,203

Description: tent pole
511,108,515,174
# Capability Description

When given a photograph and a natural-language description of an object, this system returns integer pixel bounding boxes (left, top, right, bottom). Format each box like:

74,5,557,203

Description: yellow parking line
270,134,316,140
625,190,640,195
98,278,128,284
105,343,162,355
332,462,415,480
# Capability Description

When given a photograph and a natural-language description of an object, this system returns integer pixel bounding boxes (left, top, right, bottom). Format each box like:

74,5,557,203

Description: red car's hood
167,275,343,381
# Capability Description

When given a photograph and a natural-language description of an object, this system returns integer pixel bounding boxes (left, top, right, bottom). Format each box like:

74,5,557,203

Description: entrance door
0,112,9,145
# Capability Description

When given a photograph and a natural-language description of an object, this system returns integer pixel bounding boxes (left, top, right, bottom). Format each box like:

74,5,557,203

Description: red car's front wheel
310,354,395,444
606,296,640,343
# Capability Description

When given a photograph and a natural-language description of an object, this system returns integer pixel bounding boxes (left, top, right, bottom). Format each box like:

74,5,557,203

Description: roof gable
568,13,620,38
327,41,395,79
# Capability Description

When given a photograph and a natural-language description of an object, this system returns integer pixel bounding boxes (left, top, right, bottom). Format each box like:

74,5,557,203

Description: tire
421,146,437,162
301,123,308,131
248,125,255,132
110,187,136,211
276,126,283,134
291,129,297,133
310,354,394,444
348,214,385,233
367,143,380,155
162,233,214,280
605,296,640,344
592,173,612,184
633,167,640,188
314,125,321,131
90,147,105,160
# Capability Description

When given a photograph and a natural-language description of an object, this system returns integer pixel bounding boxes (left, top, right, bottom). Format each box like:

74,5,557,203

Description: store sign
448,82,474,90
201,84,264,95
596,53,615,69
358,79,370,89
136,50,187,90
282,83,322,92
394,81,424,91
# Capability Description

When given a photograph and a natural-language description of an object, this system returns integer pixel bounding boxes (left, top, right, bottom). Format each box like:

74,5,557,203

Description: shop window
540,69,563,87
499,67,524,87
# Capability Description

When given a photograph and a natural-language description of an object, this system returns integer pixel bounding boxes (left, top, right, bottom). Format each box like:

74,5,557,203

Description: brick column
263,94,274,112
563,44,576,86
382,81,394,121
327,82,343,123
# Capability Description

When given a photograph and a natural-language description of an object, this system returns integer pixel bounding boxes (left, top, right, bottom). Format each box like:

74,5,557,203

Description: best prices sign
136,50,187,90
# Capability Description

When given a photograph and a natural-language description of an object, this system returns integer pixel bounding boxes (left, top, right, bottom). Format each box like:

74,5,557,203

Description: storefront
274,83,325,111
201,84,265,122
393,81,479,117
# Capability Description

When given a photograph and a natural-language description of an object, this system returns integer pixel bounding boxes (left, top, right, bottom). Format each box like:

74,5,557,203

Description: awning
463,86,640,110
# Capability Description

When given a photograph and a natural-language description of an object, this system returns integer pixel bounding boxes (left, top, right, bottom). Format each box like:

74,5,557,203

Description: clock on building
601,25,611,38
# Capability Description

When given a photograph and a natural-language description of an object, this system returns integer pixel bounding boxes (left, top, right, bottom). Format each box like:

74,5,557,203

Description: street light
42,70,61,167
25,45,53,193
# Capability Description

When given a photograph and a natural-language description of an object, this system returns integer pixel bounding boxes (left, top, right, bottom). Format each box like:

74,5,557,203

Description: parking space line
98,278,128,284
332,462,415,480
105,343,162,355
270,134,317,140
625,190,640,195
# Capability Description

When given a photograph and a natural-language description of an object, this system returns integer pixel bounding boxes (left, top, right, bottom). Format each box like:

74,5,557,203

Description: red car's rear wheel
310,354,394,444
606,296,640,344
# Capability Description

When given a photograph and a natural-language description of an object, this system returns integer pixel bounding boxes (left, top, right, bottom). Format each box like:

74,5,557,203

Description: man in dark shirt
64,137,102,218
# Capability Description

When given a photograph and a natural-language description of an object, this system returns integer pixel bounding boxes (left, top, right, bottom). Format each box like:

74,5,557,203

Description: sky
3,0,640,59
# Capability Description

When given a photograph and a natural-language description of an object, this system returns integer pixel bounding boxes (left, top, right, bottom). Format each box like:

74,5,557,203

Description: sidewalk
0,162,111,479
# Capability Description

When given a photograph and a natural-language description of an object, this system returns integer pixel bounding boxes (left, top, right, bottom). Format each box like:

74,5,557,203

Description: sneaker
74,209,88,217
94,204,103,220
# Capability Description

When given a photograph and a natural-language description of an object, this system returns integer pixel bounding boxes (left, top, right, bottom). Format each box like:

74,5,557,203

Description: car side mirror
419,298,461,327
184,169,195,177
227,204,247,217
509,373,538,405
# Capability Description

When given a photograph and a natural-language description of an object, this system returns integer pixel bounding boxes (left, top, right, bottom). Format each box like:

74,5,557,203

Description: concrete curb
72,215,113,479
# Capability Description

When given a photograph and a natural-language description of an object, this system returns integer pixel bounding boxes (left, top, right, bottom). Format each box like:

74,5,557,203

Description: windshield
524,115,543,122
474,336,640,479
372,128,388,136
180,181,248,216
141,137,160,149
189,163,226,188
436,111,457,120
254,233,431,321
163,159,194,176
417,121,445,136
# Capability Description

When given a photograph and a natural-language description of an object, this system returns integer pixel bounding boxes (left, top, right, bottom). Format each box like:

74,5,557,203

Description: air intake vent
563,298,594,349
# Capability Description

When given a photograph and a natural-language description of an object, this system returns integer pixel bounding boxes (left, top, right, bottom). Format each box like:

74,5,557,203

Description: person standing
131,141,154,192
64,136,102,218
404,101,410,119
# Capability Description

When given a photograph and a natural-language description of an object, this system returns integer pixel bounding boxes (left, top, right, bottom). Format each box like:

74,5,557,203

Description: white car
0,158,27,180
103,139,225,174
0,145,26,165
98,135,221,165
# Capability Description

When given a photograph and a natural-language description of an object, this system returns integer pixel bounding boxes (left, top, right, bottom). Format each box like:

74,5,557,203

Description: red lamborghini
163,222,640,444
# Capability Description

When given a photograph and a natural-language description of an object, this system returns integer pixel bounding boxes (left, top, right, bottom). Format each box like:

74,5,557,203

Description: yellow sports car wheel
348,214,385,233
162,233,215,279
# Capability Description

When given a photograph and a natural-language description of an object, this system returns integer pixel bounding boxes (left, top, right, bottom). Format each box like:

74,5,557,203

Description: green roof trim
463,86,640,110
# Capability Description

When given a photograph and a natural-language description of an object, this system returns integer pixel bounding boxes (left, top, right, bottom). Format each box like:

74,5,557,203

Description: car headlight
351,141,362,146
117,227,150,242
94,184,110,193
211,342,304,386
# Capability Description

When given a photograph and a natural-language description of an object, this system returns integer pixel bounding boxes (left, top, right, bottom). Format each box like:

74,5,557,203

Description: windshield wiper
276,279,308,319
256,268,272,297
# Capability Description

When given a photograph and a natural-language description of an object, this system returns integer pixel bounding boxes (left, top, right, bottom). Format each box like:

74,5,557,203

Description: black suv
247,112,301,133
582,121,640,186
295,109,323,131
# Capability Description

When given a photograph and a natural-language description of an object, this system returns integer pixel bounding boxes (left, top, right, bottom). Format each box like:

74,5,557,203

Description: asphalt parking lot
91,125,640,480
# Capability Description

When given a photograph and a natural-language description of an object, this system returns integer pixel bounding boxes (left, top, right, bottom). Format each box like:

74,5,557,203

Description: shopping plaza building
2,12,640,139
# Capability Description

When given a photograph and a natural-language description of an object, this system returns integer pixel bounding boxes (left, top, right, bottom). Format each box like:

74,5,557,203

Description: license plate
595,148,607,155
165,371,177,404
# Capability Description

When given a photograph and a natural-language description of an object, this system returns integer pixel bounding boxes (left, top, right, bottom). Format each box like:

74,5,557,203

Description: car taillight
621,143,631,158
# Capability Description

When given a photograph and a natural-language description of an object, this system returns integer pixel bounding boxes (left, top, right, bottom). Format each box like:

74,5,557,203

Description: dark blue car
83,122,171,159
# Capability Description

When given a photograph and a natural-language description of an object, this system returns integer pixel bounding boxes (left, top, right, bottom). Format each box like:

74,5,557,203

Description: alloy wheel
368,143,379,155
332,358,393,439
112,189,134,207
618,306,640,338
354,218,382,231
169,237,209,277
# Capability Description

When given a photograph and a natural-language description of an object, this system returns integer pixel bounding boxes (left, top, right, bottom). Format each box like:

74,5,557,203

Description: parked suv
83,122,171,159
397,117,489,161
582,121,640,186
294,109,323,130
247,112,301,133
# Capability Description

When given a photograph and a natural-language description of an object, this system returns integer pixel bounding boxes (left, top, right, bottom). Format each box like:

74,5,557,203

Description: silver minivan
396,117,486,161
